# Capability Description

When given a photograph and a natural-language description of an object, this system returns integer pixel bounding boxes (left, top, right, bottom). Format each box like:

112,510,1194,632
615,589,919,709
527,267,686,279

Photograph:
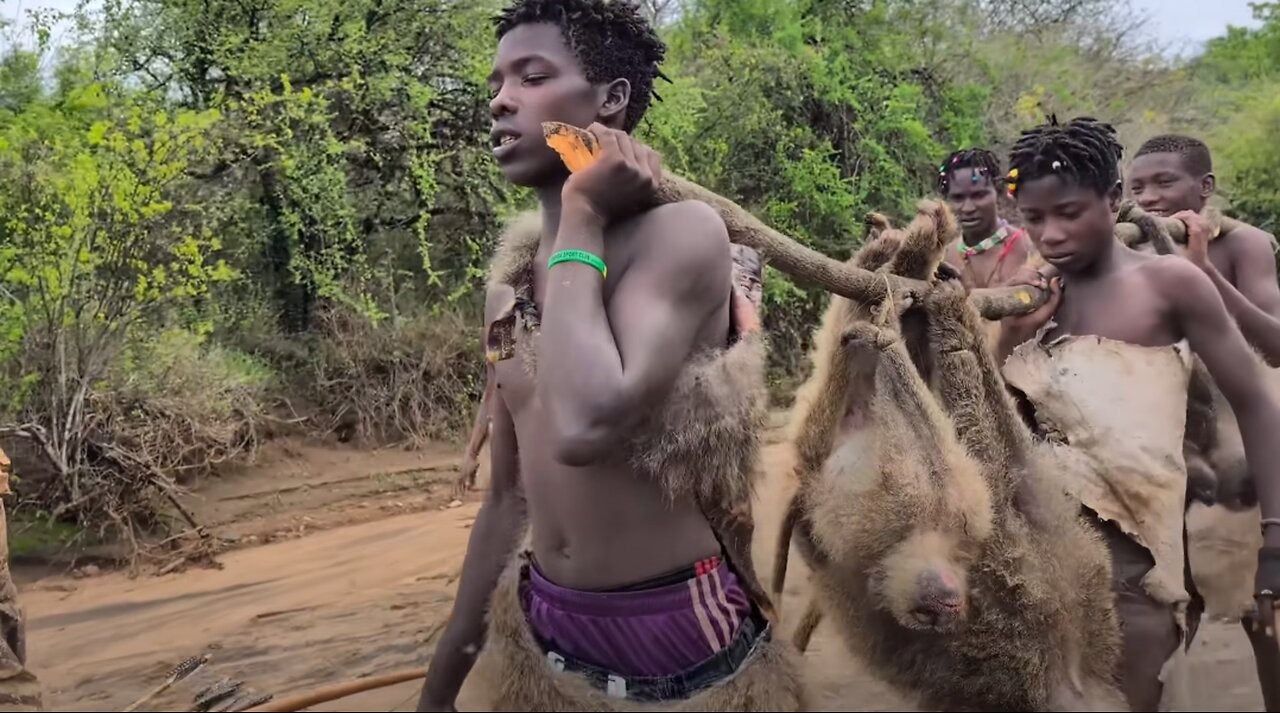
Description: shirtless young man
1129,134,1280,364
993,117,1280,710
938,147,1034,289
1131,134,1280,706
417,2,798,711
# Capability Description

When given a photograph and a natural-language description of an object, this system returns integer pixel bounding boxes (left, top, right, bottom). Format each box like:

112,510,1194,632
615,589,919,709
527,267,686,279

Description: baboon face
873,531,969,632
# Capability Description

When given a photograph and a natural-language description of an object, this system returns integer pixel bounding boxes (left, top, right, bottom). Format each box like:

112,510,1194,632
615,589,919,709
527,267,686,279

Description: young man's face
944,168,999,241
488,23,605,187
1016,175,1120,274
1127,152,1212,217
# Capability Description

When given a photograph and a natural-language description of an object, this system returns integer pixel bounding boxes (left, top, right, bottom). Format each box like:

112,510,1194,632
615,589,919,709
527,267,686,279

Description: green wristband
548,249,607,279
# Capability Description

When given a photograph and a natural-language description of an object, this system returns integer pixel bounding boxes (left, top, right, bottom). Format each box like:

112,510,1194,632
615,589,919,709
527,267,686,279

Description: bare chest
1048,277,1177,348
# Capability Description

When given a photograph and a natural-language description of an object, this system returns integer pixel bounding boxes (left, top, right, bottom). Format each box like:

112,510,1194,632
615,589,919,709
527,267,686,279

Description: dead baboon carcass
774,204,1126,711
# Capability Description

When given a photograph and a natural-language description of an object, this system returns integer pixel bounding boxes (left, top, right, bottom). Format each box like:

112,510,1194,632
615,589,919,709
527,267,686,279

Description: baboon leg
791,596,825,653
1242,614,1280,712
923,282,1033,483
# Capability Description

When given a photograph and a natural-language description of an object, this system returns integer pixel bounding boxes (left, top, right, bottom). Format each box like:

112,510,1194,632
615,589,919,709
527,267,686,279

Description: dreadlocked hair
937,148,1003,193
495,0,667,132
1135,134,1213,176
1006,116,1124,198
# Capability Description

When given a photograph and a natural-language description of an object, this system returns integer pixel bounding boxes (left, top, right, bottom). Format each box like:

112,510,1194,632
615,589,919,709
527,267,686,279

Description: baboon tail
772,491,802,605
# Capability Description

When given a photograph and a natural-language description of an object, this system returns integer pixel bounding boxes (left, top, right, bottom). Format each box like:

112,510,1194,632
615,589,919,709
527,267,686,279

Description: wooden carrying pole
654,175,1225,321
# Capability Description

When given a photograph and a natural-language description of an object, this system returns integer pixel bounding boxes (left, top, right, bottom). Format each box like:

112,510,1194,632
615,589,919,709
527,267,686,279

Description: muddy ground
16,436,1269,711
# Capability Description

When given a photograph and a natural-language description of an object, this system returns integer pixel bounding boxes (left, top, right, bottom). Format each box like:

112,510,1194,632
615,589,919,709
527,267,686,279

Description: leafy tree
0,51,229,505
100,0,510,331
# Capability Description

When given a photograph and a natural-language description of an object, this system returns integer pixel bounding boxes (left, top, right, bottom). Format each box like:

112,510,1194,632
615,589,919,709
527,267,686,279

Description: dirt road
18,441,1269,711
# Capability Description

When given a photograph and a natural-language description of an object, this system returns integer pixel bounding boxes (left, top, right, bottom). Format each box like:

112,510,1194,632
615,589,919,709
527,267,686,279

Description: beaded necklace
959,222,1015,258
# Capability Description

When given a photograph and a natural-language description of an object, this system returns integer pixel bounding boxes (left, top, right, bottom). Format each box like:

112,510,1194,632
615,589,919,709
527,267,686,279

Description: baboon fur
774,201,958,608
776,203,1125,710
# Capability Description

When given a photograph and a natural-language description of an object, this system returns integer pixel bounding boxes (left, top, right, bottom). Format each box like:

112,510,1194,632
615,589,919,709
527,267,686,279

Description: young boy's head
1007,116,1124,273
937,148,1003,242
1127,134,1215,217
488,0,666,187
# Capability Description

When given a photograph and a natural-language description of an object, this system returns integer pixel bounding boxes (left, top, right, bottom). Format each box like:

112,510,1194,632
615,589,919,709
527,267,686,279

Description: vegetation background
1,0,1277,553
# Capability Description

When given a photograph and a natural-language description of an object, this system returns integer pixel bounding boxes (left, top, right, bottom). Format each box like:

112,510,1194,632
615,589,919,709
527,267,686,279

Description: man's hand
1257,545,1280,599
452,454,480,498
561,123,662,226
731,287,761,336
1000,272,1063,345
730,244,763,337
1173,209,1213,272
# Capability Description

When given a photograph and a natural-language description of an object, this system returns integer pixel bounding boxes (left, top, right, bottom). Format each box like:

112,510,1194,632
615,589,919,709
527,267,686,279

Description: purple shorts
520,554,754,677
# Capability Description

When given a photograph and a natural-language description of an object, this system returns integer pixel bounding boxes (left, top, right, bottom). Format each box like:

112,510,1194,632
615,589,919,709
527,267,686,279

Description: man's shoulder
627,199,730,269
1220,221,1278,257
1137,252,1217,305
634,199,728,242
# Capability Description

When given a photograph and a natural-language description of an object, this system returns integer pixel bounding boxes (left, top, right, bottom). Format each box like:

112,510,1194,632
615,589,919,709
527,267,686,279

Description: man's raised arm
1162,259,1280,591
537,126,730,466
418,343,525,711
1177,211,1280,365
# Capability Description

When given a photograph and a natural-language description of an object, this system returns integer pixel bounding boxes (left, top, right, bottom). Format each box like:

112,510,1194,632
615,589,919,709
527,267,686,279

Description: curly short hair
1135,134,1213,176
495,0,667,132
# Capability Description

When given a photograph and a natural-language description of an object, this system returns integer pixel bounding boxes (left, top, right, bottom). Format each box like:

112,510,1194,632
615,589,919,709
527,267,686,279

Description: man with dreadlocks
937,147,1035,289
994,116,1280,710
1129,134,1280,363
415,1,803,711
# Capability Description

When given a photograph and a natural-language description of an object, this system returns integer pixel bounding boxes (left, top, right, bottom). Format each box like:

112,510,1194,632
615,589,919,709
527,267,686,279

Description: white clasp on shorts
547,651,566,672
606,674,628,699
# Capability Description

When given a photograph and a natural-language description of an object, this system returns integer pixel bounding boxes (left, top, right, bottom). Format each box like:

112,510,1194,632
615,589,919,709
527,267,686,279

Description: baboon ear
597,79,631,128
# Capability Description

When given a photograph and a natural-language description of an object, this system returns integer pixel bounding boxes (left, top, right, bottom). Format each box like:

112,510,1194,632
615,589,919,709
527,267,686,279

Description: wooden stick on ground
122,654,211,712
243,668,427,713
